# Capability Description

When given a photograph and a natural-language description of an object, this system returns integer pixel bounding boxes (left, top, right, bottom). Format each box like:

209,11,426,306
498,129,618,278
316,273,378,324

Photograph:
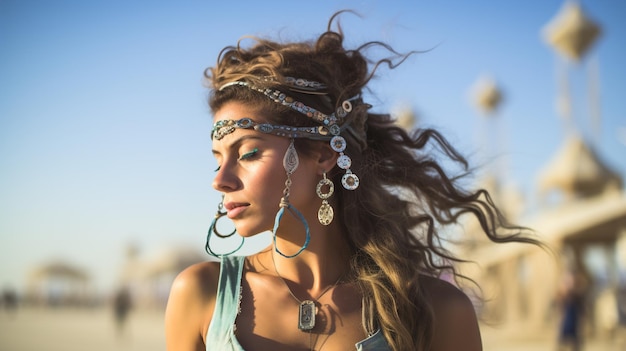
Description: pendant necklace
271,251,344,333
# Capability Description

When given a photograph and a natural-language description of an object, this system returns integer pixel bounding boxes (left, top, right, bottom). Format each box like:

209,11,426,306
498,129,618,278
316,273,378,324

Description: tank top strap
206,255,246,350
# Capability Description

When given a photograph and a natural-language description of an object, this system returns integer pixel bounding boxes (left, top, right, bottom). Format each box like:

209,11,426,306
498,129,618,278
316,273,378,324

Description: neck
267,220,352,298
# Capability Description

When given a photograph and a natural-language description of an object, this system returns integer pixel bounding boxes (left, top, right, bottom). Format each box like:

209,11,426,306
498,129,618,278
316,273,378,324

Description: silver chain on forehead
214,78,360,191
211,118,340,141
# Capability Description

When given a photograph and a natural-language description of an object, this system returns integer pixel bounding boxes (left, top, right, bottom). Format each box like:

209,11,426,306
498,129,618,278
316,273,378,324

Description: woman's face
211,101,320,237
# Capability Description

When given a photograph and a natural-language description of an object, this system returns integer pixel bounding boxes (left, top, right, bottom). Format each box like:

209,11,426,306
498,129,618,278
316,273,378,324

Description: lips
224,201,250,219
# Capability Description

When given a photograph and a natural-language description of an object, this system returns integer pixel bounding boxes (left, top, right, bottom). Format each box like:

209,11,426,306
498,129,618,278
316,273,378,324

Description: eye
214,165,221,172
238,148,259,161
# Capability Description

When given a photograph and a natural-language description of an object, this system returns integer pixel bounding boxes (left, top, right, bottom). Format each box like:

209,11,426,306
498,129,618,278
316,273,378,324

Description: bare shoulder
418,275,482,351
165,261,221,351
169,261,221,300
418,274,471,307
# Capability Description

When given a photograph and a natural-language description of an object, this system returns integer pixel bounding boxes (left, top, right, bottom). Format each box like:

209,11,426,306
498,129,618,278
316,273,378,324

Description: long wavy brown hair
206,11,540,351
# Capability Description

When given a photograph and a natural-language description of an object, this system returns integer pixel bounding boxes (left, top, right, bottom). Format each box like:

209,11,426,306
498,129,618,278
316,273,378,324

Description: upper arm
165,262,220,351
420,276,482,351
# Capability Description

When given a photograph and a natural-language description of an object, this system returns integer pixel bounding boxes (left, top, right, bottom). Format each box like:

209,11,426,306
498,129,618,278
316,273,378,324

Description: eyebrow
211,135,265,157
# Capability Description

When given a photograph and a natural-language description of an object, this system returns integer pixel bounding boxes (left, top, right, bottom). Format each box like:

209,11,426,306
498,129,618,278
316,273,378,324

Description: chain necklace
271,251,345,351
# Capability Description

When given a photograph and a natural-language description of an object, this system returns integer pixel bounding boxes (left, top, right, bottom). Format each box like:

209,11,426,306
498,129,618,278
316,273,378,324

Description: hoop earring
316,172,334,225
212,197,236,238
205,195,244,257
273,139,310,258
273,202,310,258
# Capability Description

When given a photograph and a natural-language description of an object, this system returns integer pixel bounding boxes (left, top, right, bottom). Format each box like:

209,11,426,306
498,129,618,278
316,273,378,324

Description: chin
235,224,272,238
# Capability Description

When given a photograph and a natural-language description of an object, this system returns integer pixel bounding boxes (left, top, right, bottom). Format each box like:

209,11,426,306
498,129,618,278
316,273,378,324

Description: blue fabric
356,329,392,351
206,255,392,351
206,256,244,350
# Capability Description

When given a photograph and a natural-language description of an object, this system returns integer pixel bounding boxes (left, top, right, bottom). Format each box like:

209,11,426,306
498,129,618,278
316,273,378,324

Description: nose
212,162,240,192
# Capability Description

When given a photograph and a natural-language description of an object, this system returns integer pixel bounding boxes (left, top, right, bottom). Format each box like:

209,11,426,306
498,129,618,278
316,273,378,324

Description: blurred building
457,0,626,343
115,244,207,309
459,137,625,335
25,260,94,306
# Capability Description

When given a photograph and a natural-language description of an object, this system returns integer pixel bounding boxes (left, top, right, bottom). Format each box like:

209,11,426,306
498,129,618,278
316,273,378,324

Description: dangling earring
330,132,359,190
211,196,236,238
316,172,334,225
273,139,311,258
205,195,244,257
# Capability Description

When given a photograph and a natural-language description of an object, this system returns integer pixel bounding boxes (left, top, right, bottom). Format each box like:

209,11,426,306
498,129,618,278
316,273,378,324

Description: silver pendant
298,300,316,331
341,171,360,190
283,140,299,175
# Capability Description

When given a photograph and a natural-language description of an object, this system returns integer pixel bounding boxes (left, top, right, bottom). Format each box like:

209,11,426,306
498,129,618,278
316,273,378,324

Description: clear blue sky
1,0,625,292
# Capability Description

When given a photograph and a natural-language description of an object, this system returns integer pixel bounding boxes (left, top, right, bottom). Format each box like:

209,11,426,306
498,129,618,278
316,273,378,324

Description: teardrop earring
316,172,334,225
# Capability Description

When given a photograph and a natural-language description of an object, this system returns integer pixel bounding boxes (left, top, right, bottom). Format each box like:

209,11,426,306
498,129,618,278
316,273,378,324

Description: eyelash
238,148,259,161
214,148,259,172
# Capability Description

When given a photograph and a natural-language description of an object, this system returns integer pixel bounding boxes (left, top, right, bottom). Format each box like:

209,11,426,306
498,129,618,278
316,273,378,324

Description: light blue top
206,255,392,351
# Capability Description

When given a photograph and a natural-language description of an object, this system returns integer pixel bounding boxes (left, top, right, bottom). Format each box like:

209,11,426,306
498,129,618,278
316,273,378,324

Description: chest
234,272,367,351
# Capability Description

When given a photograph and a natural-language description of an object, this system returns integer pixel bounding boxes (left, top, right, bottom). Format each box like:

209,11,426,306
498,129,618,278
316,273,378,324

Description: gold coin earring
316,172,334,225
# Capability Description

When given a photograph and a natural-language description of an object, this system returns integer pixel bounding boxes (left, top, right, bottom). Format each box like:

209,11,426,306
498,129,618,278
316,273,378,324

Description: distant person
2,287,18,316
557,270,588,351
165,11,542,351
113,286,132,338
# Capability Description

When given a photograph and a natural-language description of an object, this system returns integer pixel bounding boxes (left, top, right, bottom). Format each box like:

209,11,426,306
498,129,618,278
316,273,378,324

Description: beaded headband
218,80,359,127
213,78,360,190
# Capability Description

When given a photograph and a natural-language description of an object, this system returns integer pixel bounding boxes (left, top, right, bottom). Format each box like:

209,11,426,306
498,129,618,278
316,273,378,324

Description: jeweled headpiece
212,77,360,190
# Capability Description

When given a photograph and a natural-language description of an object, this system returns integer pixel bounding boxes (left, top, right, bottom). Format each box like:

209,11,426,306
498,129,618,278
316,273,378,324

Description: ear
314,142,339,176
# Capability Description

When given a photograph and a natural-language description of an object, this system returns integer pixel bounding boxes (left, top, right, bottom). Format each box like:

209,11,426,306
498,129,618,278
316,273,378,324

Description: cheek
248,162,285,195
285,164,320,205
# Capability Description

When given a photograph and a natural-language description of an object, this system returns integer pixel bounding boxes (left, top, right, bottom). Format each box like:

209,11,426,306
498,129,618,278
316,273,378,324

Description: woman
165,12,538,351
